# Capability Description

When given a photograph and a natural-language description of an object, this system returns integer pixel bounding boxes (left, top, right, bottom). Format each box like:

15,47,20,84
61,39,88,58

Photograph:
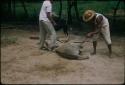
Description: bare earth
1,28,125,84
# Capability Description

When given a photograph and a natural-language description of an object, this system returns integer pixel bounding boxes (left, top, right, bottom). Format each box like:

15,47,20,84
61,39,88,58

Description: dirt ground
1,28,125,84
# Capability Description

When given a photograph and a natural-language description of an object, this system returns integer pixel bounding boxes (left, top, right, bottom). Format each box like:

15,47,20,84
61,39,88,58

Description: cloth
93,13,112,45
39,20,57,49
39,0,52,22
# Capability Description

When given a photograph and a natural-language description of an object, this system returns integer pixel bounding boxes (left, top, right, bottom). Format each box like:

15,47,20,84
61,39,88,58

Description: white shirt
94,13,111,44
39,0,52,22
95,13,109,28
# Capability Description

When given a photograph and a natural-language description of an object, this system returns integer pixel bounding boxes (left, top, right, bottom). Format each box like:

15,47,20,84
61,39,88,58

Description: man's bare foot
79,45,83,49
91,52,96,55
108,53,112,58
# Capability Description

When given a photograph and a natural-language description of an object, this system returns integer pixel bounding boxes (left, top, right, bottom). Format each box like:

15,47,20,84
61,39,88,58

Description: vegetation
1,1,124,22
1,0,125,34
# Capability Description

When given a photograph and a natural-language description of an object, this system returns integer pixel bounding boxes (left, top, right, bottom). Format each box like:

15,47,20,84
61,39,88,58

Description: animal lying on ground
55,43,89,60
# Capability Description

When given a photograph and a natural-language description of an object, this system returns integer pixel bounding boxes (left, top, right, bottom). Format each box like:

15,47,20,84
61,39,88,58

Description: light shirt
39,0,52,22
95,13,109,28
94,13,111,44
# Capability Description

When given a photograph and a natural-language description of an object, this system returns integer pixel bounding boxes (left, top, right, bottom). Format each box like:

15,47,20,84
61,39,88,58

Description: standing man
83,10,112,57
39,0,58,51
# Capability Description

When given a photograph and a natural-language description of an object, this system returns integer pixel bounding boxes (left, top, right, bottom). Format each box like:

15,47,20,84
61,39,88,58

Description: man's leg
108,44,112,57
44,21,58,50
91,41,97,55
39,21,47,49
101,26,112,57
91,34,99,55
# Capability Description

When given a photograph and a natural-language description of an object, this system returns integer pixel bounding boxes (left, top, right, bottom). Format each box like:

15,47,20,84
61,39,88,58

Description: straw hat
83,10,96,22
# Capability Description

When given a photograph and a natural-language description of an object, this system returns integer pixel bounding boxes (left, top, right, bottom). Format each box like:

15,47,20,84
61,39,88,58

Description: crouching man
39,0,58,51
83,10,112,57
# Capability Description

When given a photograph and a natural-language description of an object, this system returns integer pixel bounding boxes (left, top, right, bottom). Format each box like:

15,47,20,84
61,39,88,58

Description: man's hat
83,10,96,22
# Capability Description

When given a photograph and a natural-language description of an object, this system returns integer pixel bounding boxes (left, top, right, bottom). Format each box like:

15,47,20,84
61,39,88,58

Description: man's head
83,10,96,23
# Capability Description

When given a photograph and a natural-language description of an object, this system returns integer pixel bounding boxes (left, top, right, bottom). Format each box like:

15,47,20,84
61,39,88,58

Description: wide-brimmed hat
83,10,96,22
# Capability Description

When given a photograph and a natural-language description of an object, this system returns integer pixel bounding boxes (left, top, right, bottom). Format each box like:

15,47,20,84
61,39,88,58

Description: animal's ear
96,15,103,24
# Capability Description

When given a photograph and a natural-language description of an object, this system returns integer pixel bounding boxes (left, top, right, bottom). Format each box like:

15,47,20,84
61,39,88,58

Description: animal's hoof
51,45,59,51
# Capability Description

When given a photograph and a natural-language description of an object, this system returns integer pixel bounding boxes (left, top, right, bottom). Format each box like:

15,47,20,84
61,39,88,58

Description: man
39,0,58,51
83,10,112,57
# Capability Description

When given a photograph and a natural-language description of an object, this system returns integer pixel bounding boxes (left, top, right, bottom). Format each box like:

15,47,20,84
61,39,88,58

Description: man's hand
86,32,93,38
53,21,57,26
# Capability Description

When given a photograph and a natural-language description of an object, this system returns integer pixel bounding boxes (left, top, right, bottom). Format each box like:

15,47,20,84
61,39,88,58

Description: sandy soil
1,28,125,84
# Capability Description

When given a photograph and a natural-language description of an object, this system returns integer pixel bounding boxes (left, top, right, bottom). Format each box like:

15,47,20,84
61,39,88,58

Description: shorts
92,25,112,45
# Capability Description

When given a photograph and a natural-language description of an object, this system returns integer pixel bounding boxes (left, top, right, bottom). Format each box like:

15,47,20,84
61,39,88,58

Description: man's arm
46,1,56,26
87,15,103,37
88,28,101,35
